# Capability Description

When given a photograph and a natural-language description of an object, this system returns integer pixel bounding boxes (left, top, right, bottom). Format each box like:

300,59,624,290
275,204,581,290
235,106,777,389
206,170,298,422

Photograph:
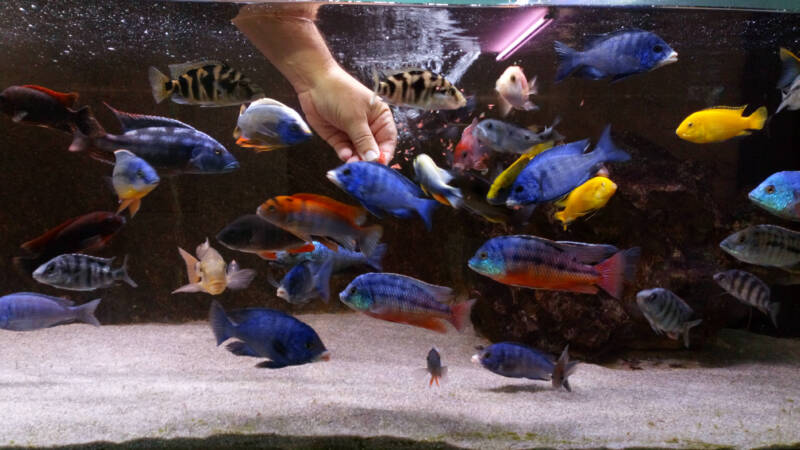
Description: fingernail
364,150,379,162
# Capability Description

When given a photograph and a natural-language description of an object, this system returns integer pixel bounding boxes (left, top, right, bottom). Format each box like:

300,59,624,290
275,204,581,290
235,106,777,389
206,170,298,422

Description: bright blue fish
272,260,334,305
273,241,387,272
112,149,160,217
233,98,312,152
209,300,329,368
748,171,800,222
506,125,629,206
554,29,678,82
326,162,439,231
471,343,578,391
0,292,100,331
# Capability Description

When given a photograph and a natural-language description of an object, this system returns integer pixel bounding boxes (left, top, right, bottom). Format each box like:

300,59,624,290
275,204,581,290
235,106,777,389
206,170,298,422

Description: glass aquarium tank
0,0,799,448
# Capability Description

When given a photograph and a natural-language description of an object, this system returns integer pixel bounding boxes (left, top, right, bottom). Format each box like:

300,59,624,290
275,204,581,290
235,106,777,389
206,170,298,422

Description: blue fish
209,300,329,369
506,126,629,206
554,29,678,82
112,150,160,218
234,98,312,152
0,292,100,331
471,343,578,391
326,162,439,231
426,347,447,387
273,241,387,272
271,260,334,305
748,171,800,222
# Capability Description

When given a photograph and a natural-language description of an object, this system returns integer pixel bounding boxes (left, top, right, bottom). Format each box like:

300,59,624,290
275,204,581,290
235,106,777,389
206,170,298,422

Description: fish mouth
316,351,331,362
276,287,289,300
658,51,679,68
223,161,240,171
505,198,520,208
470,354,481,365
325,170,341,187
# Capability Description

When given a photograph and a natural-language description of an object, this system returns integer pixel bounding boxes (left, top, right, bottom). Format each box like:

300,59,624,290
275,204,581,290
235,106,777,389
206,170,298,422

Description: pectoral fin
171,283,204,294
177,247,200,283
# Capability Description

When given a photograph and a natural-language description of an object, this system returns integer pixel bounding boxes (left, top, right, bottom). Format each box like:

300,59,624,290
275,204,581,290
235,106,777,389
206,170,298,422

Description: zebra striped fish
636,288,702,348
373,68,466,110
149,60,264,107
720,224,800,269
713,270,779,327
32,254,137,291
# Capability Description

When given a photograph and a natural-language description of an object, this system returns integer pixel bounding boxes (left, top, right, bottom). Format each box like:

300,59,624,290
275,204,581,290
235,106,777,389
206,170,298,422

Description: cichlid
554,176,618,230
327,162,439,231
486,141,554,205
720,224,800,270
713,270,778,327
33,254,137,291
257,193,383,257
272,260,334,305
471,343,578,392
468,235,639,299
373,68,466,110
413,154,463,208
449,173,532,225
0,84,93,134
216,214,313,260
233,98,312,152
675,106,768,144
776,47,800,114
209,300,329,369
748,171,800,222
339,273,475,334
474,118,562,154
426,347,447,387
554,29,678,82
495,66,538,117
173,238,256,295
112,150,160,218
0,293,100,331
453,118,491,173
507,126,629,206
273,241,387,273
149,60,264,107
635,288,702,348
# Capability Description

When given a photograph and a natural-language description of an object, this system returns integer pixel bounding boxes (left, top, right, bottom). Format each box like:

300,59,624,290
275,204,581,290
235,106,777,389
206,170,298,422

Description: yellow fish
486,141,554,204
554,177,617,230
675,105,768,144
173,238,256,295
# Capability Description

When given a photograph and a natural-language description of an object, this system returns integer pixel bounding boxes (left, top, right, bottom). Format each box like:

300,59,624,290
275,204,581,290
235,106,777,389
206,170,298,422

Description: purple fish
0,292,100,331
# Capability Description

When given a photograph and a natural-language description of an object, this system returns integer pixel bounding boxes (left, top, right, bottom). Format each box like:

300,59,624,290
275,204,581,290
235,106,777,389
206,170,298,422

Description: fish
338,273,475,334
720,224,800,270
675,106,768,144
486,141,554,205
326,162,439,231
554,29,678,82
471,343,578,392
452,118,491,173
209,300,329,369
272,241,387,273
635,288,702,348
413,154,463,208
713,270,778,328
112,150,160,218
233,98,312,152
173,238,256,295
449,173,529,225
257,193,383,257
554,176,618,230
271,260,334,305
507,126,630,206
372,68,467,110
149,60,264,107
474,118,563,154
0,85,93,134
748,171,800,222
468,235,639,299
0,293,100,331
68,103,239,174
426,347,447,387
216,214,314,260
776,48,800,114
32,254,137,291
495,66,538,117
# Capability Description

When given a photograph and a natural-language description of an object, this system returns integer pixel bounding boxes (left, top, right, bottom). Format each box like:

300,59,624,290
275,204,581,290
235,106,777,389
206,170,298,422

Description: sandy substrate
1,313,799,449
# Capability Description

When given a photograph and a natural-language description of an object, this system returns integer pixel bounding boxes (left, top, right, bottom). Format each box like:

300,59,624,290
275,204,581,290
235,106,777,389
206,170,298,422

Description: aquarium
1,0,799,448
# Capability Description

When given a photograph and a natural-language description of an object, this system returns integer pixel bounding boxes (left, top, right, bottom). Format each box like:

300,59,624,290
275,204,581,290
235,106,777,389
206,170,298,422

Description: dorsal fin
104,102,196,132
584,28,647,48
249,98,290,109
778,47,800,90
553,241,619,264
22,85,78,108
292,193,367,225
702,105,747,112
381,273,454,302
168,60,226,78
20,216,80,253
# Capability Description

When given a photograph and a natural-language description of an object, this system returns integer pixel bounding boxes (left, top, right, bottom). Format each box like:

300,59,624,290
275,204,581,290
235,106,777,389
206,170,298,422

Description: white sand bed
1,313,798,448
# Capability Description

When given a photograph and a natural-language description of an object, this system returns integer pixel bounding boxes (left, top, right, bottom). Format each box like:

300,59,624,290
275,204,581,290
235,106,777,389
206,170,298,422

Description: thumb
345,120,380,162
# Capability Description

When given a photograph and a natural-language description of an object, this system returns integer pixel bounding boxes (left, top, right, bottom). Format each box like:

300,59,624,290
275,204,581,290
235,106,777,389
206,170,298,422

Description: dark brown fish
0,85,92,134
149,60,264,107
216,214,313,260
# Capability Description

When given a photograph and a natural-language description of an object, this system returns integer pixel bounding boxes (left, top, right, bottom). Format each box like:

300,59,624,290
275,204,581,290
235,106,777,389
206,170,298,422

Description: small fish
257,193,383,257
270,260,333,305
273,241,387,273
675,106,768,144
0,85,93,134
209,300,329,369
373,68,466,110
233,98,312,152
339,273,475,334
452,118,491,173
413,154,463,208
776,47,800,114
149,60,264,107
554,29,678,82
0,293,100,331
720,224,800,270
748,171,800,222
471,343,578,392
474,118,562,154
713,270,778,327
635,288,702,348
33,254,137,291
426,347,447,387
554,176,618,230
468,235,639,299
495,66,538,117
216,214,313,260
507,126,629,206
173,238,256,295
486,141,554,205
112,150,160,218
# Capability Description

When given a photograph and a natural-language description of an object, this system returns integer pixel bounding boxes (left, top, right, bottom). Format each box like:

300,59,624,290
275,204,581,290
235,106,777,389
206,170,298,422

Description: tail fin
448,298,476,332
118,255,138,288
313,259,334,303
497,96,513,118
68,129,91,152
441,185,464,210
777,47,800,90
595,125,630,163
551,345,579,392
209,300,234,345
415,198,439,231
595,247,641,299
554,41,580,82
233,104,246,139
148,66,173,104
366,243,388,271
226,260,256,290
74,299,101,327
682,319,703,348
747,106,768,131
74,105,105,138
357,225,383,258
768,302,780,328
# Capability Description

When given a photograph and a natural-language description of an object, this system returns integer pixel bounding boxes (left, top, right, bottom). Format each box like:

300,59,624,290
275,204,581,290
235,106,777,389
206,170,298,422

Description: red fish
0,85,92,134
453,118,491,173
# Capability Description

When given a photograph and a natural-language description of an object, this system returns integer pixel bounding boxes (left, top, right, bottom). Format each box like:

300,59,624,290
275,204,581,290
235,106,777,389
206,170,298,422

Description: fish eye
267,205,276,212
483,351,491,359
46,265,55,273
343,168,351,176
449,88,456,95
214,149,222,156
305,341,314,350
136,169,144,177
510,75,516,83
486,123,493,130
765,185,776,194
515,186,524,193
687,122,693,128
653,45,664,53
462,153,469,159
737,234,746,244
479,251,487,259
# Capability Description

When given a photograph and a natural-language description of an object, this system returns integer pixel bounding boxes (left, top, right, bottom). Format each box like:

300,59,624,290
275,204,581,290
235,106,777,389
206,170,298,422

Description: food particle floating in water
233,98,312,152
413,154,463,208
209,300,329,369
273,241,387,273
635,288,702,348
719,224,800,270
474,118,562,154
112,150,160,218
0,84,92,134
554,29,678,82
426,347,447,387
495,65,538,117
0,293,100,331
173,238,256,295
271,260,334,305
776,47,800,114
486,141,555,205
149,60,264,107
748,171,800,222
216,214,313,260
675,105,768,144
471,343,578,392
33,254,137,291
372,68,467,110
713,270,778,328
554,176,618,230
452,118,491,173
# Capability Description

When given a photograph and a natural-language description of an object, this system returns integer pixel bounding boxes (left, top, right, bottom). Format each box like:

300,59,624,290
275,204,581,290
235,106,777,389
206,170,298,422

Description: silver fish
636,288,702,348
33,254,137,291
720,225,800,270
413,154,463,209
713,270,778,327
149,60,264,107
373,69,466,110
0,292,100,331
474,117,563,154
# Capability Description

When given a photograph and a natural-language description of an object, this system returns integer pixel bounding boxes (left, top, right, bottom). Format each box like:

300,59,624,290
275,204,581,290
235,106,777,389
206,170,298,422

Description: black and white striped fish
32,254,137,291
713,270,779,327
636,288,702,348
719,224,800,270
149,60,264,107
373,68,466,110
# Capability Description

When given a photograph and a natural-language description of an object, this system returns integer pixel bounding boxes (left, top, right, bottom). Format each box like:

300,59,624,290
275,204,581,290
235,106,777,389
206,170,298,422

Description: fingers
345,120,380,162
